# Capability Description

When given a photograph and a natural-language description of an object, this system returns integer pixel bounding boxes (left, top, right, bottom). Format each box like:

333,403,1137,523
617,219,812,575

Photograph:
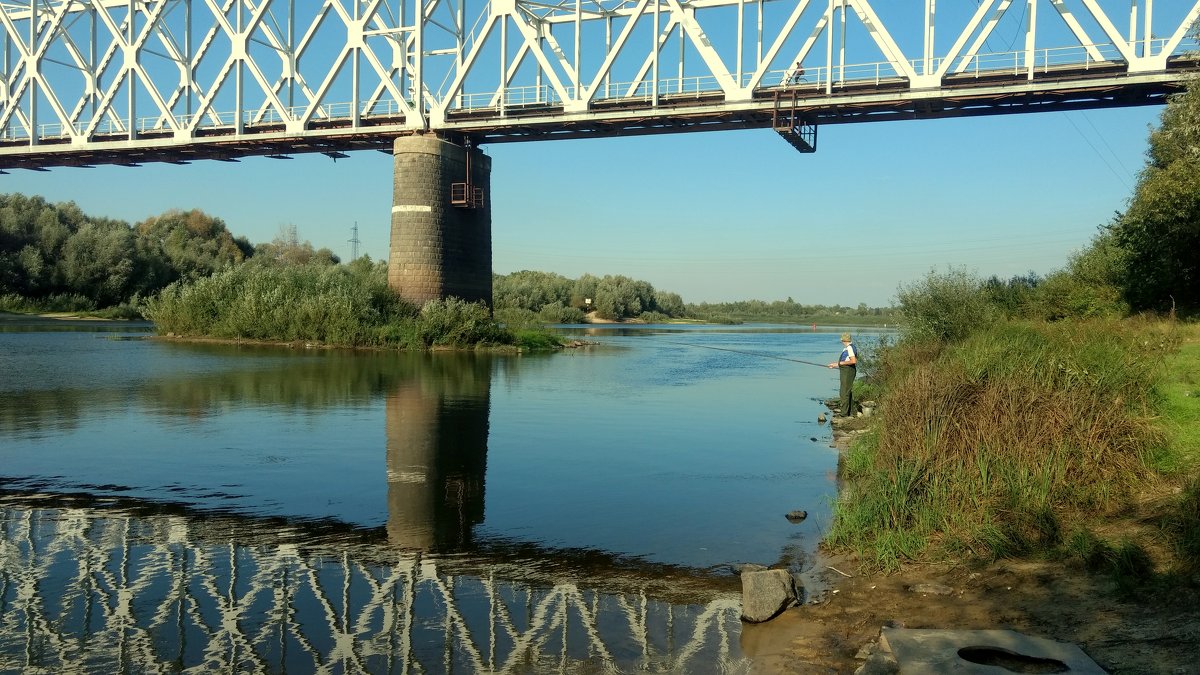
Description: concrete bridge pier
389,134,492,307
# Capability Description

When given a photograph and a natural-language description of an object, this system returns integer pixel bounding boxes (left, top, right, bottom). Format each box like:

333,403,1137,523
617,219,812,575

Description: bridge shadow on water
0,339,751,674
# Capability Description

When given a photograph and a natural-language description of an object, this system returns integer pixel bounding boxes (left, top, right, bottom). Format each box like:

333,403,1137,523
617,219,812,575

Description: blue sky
1,104,1158,307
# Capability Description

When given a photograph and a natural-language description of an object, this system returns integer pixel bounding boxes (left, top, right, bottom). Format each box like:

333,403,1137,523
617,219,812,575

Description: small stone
910,582,954,596
737,563,768,574
855,642,877,660
785,510,808,523
854,651,899,675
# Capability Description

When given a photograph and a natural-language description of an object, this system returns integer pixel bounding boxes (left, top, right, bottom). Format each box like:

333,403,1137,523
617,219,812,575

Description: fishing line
657,339,830,368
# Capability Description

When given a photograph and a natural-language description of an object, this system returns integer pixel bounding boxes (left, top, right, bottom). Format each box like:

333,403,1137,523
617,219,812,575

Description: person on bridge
827,333,857,416
787,62,805,85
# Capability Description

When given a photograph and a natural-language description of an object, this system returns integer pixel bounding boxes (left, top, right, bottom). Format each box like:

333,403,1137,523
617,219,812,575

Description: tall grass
827,318,1174,569
144,263,561,350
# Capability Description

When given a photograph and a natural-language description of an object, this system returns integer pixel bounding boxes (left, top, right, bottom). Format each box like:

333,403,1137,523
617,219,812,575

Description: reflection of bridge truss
1,1,1198,168
0,502,749,674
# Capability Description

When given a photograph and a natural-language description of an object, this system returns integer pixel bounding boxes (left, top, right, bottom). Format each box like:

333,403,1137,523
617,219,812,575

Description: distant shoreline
0,311,127,323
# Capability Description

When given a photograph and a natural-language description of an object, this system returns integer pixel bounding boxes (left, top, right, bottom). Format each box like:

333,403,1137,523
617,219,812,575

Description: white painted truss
0,0,1198,166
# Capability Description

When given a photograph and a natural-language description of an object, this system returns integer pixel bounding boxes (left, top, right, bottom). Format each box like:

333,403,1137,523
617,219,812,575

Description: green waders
839,364,856,416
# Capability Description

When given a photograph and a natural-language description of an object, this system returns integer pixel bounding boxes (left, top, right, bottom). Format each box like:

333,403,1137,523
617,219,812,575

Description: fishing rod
657,339,830,368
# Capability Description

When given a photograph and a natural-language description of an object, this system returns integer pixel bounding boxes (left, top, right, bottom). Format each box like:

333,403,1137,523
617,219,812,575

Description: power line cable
1081,111,1139,182
1062,114,1132,191
1004,1,1028,51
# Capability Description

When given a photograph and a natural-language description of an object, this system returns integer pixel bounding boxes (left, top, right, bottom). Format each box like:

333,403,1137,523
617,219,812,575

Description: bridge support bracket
772,92,817,154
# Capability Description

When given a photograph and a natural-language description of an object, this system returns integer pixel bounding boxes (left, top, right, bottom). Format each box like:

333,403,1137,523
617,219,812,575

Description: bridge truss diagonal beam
1,0,1199,169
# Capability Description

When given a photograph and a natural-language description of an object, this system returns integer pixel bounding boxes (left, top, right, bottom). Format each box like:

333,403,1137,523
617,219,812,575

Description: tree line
0,194,338,312
492,270,685,322
686,298,899,324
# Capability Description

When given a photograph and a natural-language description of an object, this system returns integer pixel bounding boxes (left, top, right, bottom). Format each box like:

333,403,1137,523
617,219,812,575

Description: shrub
90,302,145,320
145,263,432,346
637,310,671,323
538,302,586,324
0,292,97,313
417,298,508,347
896,267,998,343
1025,270,1127,321
513,329,564,350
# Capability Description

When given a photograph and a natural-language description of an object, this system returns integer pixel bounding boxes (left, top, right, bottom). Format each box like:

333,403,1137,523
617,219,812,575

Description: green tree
135,209,249,283
982,272,1040,319
1109,79,1200,312
570,273,600,310
593,275,654,320
253,224,339,266
654,290,685,317
493,270,572,311
61,221,137,306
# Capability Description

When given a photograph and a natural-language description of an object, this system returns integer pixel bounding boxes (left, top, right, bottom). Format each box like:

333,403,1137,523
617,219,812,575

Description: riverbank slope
744,321,1200,674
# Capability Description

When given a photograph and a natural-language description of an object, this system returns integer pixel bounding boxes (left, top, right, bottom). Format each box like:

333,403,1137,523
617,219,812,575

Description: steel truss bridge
1,0,1199,170
0,496,749,674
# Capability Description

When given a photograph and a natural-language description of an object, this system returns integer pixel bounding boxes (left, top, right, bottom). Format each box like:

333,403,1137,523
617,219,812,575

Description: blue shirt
840,343,857,365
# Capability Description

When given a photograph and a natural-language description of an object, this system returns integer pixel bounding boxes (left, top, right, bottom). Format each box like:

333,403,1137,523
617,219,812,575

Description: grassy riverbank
827,318,1200,583
144,263,562,350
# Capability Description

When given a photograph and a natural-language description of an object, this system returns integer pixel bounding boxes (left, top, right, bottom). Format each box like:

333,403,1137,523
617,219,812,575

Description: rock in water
740,569,797,623
818,413,827,423
785,510,808,523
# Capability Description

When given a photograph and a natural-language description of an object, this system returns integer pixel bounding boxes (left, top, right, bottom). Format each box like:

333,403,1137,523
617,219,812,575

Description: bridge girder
1,0,1198,169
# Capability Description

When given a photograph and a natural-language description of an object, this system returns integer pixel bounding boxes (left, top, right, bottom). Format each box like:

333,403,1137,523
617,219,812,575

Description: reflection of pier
0,498,746,674
386,355,490,551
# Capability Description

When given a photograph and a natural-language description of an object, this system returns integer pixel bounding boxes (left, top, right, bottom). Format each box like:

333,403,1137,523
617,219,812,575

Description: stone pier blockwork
389,135,492,307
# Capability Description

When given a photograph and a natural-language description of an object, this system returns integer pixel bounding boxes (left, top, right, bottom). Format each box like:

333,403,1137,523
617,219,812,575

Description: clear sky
1,103,1157,307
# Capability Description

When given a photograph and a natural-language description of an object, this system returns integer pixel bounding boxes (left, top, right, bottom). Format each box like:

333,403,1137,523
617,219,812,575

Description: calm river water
0,320,873,674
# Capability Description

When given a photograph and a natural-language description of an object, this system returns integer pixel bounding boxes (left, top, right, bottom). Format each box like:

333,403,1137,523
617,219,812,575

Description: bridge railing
24,99,414,143
8,38,1198,144
948,42,1125,78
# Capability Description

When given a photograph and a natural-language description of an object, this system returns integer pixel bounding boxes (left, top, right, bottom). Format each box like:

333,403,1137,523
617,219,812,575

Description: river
0,319,874,673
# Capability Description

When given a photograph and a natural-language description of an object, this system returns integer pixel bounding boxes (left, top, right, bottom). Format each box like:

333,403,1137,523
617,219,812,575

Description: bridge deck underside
0,61,1191,171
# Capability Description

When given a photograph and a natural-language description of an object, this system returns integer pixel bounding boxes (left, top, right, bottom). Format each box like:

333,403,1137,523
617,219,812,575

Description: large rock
740,569,796,623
